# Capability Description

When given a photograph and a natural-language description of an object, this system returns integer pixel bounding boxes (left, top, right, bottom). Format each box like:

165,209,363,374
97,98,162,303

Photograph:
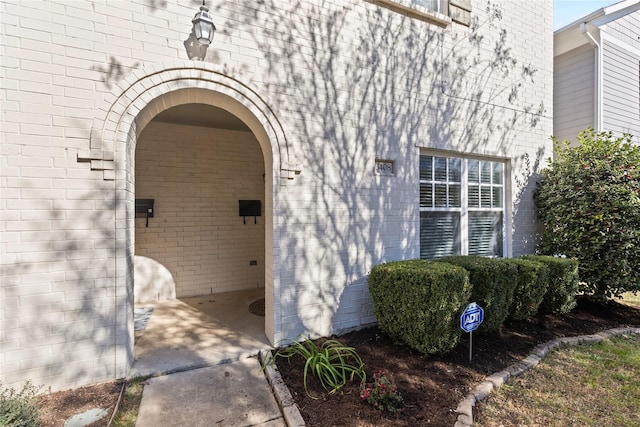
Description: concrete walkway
135,357,286,427
131,289,302,426
131,289,270,378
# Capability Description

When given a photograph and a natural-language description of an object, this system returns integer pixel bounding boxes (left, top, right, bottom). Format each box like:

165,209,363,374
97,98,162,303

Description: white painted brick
20,231,66,244
0,341,21,354
3,220,51,233
18,124,64,138
5,68,52,85
5,241,52,253
1,0,552,392
135,123,266,298
0,314,20,339
7,198,53,210
0,188,20,201
5,346,52,363
20,353,66,371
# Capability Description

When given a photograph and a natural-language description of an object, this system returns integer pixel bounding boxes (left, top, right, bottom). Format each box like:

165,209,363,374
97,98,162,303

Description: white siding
603,10,640,52
554,44,595,143
602,36,640,144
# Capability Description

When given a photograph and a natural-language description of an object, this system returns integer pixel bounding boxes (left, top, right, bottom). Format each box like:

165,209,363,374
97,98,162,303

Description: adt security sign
460,302,484,333
461,302,484,362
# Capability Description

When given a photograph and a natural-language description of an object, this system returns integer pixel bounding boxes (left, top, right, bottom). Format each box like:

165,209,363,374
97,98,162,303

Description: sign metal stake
460,302,484,363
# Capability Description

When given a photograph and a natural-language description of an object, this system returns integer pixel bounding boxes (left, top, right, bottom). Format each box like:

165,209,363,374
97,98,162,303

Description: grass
475,334,640,427
111,376,149,427
619,291,640,309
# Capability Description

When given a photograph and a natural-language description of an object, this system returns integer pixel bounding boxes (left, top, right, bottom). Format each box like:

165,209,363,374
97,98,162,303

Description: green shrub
506,258,549,321
534,129,640,298
522,255,579,314
368,260,471,355
440,256,518,332
0,381,41,427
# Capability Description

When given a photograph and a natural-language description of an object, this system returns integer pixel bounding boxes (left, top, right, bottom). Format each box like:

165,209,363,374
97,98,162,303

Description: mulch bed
275,297,640,426
37,381,122,427
32,297,640,427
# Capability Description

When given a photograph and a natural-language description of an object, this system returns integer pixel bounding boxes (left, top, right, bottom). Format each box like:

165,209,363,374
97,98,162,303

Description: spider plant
273,337,366,398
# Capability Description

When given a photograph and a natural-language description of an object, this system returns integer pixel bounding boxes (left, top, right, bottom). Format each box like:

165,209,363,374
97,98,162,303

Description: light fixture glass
192,1,216,45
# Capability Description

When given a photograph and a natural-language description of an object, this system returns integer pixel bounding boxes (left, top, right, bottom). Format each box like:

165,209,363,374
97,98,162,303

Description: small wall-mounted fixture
184,1,216,60
239,200,261,224
135,199,155,227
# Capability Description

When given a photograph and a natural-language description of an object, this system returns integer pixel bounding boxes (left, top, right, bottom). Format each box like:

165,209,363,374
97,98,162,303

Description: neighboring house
554,0,640,144
0,0,552,391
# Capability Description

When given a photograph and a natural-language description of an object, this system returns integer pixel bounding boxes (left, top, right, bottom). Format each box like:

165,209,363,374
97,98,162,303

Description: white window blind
468,212,503,257
420,212,461,259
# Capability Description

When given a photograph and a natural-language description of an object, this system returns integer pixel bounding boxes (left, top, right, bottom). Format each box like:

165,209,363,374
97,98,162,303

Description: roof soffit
554,0,640,57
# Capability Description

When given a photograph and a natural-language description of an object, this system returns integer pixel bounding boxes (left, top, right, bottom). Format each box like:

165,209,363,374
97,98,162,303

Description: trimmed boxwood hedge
506,258,549,321
522,255,579,314
439,256,518,332
368,260,471,355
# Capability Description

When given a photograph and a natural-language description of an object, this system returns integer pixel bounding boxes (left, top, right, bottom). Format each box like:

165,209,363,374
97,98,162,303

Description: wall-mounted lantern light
192,1,216,45
184,1,216,60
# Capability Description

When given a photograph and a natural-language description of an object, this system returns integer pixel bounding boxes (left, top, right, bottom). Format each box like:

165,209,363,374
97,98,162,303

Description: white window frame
366,0,451,27
419,153,507,259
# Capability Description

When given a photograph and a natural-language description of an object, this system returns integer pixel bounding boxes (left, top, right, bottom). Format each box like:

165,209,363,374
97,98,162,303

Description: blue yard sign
460,302,484,362
460,302,484,333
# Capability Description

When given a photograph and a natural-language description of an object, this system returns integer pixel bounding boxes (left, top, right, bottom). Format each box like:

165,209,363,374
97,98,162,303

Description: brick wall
1,0,553,390
135,121,265,299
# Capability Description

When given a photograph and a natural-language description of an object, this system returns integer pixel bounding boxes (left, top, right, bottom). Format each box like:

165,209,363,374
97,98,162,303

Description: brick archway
82,60,300,181
84,61,296,375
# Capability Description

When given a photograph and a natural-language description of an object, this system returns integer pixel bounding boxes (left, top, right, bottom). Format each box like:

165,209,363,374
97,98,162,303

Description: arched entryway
131,103,269,375
84,62,298,377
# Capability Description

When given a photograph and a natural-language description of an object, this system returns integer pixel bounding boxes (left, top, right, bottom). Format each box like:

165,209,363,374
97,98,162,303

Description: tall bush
534,129,640,298
368,260,471,355
440,256,517,332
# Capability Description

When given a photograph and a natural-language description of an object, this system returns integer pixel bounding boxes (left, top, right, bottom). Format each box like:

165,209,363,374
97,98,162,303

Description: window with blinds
420,154,505,259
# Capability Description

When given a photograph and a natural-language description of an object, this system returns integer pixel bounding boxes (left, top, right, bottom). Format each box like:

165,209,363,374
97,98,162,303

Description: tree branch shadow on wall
513,147,546,253
1,0,552,392
221,0,550,341
3,0,217,392
91,56,140,90
2,182,131,390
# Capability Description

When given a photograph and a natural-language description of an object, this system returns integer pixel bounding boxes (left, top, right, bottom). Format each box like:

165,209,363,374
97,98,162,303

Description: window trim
419,153,508,258
366,0,452,27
